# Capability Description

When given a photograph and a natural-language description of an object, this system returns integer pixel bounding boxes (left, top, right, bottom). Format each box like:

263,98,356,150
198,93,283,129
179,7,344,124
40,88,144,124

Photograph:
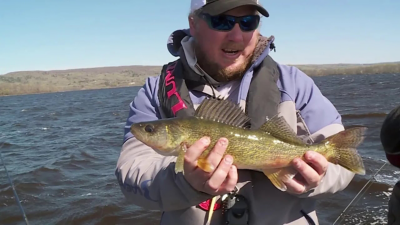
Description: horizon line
2,60,400,76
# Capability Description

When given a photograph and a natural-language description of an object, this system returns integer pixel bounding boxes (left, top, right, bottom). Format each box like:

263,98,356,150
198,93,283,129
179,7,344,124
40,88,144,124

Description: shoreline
0,85,136,97
1,62,399,97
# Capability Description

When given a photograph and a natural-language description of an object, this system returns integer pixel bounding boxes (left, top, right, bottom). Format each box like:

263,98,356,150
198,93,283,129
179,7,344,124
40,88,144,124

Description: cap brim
202,0,269,17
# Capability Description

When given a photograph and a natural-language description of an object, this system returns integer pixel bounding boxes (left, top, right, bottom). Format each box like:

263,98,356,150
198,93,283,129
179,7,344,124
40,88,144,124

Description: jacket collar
166,29,276,88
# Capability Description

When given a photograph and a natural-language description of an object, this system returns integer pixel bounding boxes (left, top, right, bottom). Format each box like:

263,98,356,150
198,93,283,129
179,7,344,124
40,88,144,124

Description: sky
0,0,399,75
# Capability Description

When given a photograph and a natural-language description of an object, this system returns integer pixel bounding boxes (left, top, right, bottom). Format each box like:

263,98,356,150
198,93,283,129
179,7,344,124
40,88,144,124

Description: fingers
223,165,238,192
304,151,328,175
209,164,238,195
285,152,329,194
183,136,238,196
184,137,210,173
284,176,307,194
206,138,228,171
203,155,235,193
292,158,321,188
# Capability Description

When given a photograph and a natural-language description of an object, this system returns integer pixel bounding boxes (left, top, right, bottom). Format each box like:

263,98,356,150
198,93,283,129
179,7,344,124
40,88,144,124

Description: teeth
223,49,239,53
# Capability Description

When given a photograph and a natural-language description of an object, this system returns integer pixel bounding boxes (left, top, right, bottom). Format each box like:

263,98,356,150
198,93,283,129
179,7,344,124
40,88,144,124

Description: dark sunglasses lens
239,16,259,31
206,14,260,31
209,15,232,31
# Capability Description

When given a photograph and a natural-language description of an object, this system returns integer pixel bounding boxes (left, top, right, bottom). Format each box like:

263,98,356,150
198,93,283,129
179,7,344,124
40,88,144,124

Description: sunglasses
199,13,260,32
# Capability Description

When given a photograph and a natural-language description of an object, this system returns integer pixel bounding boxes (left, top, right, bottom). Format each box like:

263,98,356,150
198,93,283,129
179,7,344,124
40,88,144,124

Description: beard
194,40,257,82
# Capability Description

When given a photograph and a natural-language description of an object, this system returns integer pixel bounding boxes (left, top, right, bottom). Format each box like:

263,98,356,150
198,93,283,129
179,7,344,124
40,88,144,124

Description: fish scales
175,117,318,170
130,98,366,192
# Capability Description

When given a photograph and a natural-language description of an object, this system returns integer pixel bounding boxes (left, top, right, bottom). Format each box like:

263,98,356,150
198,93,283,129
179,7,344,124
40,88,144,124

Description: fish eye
144,125,155,133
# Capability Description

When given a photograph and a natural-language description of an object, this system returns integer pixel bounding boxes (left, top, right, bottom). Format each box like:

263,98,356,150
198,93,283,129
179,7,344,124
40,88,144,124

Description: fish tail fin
323,126,367,175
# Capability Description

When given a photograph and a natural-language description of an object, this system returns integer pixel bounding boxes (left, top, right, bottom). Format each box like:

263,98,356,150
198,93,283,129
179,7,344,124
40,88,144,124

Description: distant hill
0,65,162,96
1,62,400,96
290,61,400,76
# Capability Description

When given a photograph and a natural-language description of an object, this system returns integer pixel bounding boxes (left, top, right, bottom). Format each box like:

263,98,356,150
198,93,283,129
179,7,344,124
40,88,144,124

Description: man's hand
284,151,328,194
183,136,238,196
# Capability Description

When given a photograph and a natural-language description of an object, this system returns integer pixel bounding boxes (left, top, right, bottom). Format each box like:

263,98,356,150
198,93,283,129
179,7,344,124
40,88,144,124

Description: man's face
189,6,260,82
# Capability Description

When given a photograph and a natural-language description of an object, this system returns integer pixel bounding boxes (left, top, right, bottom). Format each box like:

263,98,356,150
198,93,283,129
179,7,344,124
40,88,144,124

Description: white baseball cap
190,0,269,17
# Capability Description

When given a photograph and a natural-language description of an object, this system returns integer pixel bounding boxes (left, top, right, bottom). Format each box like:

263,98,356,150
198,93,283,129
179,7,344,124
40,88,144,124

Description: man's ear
188,15,196,37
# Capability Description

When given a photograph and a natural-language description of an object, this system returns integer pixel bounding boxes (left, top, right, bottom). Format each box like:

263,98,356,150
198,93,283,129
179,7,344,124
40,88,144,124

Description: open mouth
222,49,241,57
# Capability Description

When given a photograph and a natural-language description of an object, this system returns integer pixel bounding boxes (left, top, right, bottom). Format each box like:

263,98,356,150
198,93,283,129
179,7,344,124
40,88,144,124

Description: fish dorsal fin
194,98,251,128
260,115,307,146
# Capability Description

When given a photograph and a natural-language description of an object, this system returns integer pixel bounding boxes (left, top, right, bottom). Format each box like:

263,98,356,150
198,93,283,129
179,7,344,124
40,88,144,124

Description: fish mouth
148,142,181,156
132,133,178,156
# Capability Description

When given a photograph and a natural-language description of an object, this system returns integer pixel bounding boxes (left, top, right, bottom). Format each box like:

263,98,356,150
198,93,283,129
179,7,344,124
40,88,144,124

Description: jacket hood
166,28,276,70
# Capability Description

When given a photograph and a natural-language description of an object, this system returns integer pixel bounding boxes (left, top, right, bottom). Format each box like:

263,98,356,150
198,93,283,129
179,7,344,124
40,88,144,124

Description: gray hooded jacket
115,30,356,225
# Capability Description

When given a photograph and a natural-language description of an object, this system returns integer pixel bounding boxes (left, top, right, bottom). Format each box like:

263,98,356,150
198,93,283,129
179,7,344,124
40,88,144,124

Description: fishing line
332,161,387,225
0,142,30,225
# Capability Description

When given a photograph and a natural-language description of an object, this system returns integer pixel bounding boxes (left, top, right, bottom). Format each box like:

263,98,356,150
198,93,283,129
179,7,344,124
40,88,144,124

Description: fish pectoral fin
263,167,298,192
175,144,215,174
197,157,214,173
174,145,187,174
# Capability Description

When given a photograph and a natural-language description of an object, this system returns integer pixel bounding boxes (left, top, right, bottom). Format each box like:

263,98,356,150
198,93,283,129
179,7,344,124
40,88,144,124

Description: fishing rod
332,161,387,225
0,142,30,225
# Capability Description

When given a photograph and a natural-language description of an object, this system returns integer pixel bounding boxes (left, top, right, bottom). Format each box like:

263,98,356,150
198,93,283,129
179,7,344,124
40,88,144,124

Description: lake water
1,73,400,225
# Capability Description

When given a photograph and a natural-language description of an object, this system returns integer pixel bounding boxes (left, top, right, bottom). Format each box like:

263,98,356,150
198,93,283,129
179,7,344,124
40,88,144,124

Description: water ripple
0,74,399,224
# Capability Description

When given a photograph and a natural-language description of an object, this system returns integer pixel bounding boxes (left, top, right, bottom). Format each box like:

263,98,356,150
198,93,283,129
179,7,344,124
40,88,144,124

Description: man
380,105,400,225
115,0,355,224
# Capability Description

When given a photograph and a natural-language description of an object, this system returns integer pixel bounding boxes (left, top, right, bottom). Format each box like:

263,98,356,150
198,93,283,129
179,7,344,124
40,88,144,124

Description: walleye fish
130,98,366,191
